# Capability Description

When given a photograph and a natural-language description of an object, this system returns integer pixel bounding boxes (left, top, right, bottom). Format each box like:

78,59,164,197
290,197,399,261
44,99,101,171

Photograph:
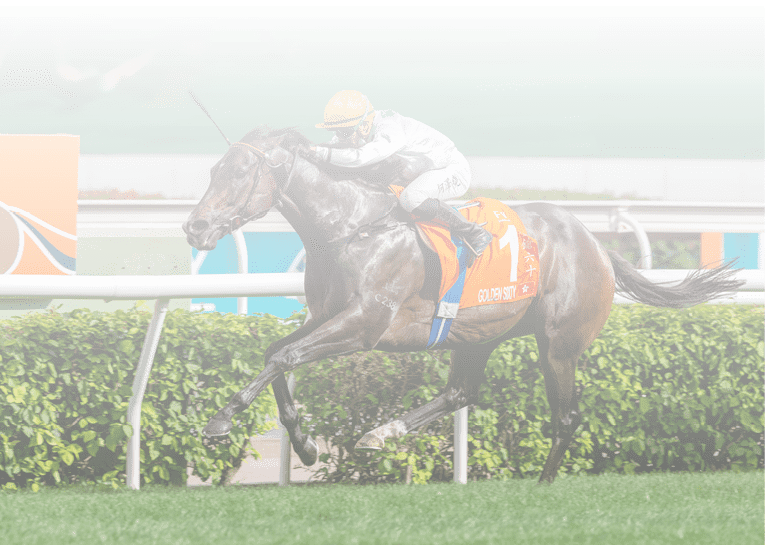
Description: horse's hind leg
531,217,615,483
535,332,585,483
355,345,495,450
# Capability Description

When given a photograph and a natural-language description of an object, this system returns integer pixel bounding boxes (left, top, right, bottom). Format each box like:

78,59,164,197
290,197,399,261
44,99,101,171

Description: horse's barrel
0,204,20,274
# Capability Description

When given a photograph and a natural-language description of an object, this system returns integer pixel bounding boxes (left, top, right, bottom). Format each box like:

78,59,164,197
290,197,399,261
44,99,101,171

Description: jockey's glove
305,146,331,163
316,146,332,161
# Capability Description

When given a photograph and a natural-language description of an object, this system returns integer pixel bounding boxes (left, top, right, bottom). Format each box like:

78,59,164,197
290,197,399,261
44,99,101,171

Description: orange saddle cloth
391,189,540,309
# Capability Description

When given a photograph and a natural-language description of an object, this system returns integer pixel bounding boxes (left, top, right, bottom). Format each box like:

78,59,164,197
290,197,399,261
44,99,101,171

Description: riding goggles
334,126,356,139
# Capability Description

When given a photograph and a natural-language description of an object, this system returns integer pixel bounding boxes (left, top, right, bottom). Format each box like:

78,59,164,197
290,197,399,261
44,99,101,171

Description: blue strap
426,238,470,348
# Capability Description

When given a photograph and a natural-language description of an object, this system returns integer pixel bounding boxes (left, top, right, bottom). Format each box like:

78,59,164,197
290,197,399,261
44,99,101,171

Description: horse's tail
608,250,744,308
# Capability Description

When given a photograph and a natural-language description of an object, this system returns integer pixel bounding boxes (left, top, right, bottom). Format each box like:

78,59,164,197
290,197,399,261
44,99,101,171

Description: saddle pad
389,188,539,308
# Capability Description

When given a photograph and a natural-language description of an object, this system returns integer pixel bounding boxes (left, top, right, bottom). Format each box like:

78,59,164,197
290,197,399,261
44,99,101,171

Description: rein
228,141,401,249
227,141,300,231
325,201,401,250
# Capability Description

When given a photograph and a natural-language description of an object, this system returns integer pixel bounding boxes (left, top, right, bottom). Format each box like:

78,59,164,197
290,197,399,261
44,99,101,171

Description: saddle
389,187,540,309
344,186,539,347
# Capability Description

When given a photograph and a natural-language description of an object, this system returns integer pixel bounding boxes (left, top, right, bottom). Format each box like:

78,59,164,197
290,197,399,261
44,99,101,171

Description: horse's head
183,129,296,251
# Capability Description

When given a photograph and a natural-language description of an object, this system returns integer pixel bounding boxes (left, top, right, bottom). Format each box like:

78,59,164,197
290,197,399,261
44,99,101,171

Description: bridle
226,141,300,232
188,92,300,233
221,142,402,248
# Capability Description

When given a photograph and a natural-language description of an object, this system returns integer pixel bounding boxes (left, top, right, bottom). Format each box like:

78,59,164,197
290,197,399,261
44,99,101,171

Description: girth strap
426,237,469,348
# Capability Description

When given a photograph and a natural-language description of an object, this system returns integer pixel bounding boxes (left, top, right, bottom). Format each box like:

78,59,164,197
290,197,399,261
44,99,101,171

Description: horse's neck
280,160,396,245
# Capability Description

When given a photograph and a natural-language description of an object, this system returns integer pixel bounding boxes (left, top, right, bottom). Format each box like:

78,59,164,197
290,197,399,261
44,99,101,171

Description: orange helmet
316,90,375,129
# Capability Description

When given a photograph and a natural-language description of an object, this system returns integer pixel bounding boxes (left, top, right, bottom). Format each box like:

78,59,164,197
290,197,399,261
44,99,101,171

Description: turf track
1,471,762,545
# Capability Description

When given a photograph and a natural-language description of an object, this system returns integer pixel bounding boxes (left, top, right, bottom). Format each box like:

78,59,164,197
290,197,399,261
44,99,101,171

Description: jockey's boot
414,198,493,262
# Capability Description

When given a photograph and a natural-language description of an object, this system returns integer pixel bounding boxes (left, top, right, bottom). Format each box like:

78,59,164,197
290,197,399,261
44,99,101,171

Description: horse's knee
231,390,248,409
465,387,478,405
444,387,469,411
268,348,297,373
264,345,279,362
444,365,486,409
558,409,581,437
568,409,582,430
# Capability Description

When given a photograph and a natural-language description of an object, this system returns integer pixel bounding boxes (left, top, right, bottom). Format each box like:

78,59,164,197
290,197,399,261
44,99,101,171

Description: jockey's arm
315,125,406,168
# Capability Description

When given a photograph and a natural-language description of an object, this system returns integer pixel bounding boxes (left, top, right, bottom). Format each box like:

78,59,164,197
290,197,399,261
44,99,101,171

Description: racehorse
182,127,741,483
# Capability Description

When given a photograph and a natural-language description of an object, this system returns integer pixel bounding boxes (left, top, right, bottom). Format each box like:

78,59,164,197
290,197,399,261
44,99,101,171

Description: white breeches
398,154,471,212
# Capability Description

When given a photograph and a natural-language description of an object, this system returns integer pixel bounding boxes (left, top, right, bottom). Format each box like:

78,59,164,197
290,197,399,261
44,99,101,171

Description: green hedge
294,305,764,483
0,307,286,490
1,305,762,490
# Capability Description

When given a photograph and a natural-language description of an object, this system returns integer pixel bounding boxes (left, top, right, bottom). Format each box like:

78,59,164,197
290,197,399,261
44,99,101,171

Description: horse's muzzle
183,219,226,251
184,218,211,236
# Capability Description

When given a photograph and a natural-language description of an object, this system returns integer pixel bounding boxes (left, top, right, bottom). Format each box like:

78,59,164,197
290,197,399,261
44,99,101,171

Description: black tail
608,251,744,308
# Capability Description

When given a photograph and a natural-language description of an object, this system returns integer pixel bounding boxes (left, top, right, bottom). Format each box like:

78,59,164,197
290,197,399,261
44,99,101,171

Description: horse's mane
241,126,408,190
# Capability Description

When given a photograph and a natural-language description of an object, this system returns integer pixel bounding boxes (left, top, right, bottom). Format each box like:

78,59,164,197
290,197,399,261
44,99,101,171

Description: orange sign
0,135,78,275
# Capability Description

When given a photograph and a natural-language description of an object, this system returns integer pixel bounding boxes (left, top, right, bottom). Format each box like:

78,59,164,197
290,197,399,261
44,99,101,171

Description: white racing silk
317,110,462,173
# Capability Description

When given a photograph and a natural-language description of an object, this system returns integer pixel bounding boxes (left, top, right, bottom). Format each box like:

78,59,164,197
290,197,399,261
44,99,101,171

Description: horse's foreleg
271,373,319,466
204,303,398,442
356,346,494,451
202,318,322,438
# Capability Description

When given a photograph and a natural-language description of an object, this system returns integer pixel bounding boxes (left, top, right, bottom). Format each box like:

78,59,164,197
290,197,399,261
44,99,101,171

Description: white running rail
0,268,760,489
0,274,302,490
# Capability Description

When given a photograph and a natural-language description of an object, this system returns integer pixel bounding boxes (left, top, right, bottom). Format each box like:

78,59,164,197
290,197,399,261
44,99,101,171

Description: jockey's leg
413,199,492,260
400,161,492,260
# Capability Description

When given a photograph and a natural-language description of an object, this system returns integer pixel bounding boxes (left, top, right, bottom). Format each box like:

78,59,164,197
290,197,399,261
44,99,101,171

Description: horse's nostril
191,220,209,234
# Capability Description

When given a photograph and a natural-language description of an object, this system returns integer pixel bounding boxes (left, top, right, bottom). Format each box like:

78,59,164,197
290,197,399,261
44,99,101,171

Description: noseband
226,141,299,231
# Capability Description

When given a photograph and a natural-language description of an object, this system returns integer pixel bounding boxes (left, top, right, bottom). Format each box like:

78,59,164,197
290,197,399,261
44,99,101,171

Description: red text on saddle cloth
390,189,539,308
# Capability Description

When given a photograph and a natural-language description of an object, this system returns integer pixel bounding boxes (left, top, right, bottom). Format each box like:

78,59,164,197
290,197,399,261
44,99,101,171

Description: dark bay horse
182,127,741,483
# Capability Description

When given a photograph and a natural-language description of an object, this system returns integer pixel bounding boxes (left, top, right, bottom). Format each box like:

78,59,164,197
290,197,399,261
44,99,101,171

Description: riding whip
188,88,231,146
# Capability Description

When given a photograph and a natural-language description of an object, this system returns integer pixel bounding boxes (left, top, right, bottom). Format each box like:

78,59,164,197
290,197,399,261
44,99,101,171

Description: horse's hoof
296,436,318,466
355,433,384,451
203,416,233,437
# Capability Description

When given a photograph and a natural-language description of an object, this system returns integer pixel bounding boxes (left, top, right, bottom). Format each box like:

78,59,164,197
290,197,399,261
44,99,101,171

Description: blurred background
0,6,763,159
1,1,762,201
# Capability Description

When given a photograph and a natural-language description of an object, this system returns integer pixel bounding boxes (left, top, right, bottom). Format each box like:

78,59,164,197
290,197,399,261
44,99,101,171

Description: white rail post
191,250,208,275
454,406,468,484
191,230,248,314
279,373,297,486
233,229,248,315
611,207,653,269
126,297,170,490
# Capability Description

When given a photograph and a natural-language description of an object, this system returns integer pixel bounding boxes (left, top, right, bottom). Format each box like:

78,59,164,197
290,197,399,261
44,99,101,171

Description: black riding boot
413,198,493,259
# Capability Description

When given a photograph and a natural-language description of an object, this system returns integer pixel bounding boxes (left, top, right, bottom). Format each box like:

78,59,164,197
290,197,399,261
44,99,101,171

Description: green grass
1,471,762,545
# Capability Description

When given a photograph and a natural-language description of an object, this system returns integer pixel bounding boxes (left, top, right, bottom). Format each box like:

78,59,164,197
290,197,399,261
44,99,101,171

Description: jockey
310,90,492,260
